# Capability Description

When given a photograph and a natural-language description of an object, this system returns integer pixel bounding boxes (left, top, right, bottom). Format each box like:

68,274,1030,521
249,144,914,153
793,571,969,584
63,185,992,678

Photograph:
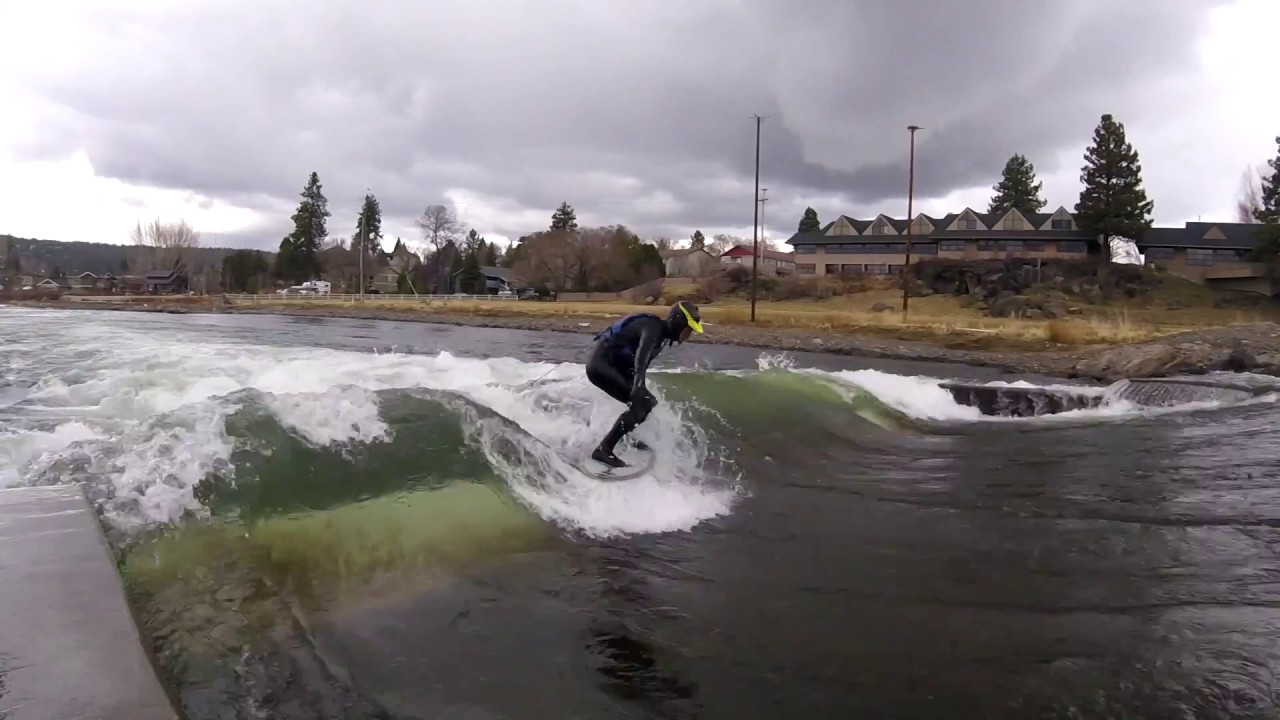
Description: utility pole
750,114,765,322
902,125,922,316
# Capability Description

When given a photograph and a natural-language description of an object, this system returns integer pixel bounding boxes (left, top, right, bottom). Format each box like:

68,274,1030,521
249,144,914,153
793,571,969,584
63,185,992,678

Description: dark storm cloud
16,0,1227,246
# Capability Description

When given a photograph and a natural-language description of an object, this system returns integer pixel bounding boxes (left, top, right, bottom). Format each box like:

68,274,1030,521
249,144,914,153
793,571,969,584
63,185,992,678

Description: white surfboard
567,446,656,481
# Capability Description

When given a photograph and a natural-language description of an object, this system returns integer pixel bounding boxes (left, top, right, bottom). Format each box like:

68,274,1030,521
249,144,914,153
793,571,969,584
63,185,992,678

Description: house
785,206,1278,295
450,265,518,294
143,270,188,294
35,278,69,291
67,271,117,294
660,248,720,278
719,244,796,275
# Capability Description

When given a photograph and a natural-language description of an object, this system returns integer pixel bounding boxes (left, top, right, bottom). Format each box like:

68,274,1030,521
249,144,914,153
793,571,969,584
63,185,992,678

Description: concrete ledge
0,485,177,720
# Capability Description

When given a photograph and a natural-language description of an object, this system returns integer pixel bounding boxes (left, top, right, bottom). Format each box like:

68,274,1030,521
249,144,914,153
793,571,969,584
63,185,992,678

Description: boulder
871,302,893,313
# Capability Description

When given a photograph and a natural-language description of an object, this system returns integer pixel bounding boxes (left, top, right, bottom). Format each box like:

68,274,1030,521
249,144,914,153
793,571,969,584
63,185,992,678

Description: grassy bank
207,283,1276,349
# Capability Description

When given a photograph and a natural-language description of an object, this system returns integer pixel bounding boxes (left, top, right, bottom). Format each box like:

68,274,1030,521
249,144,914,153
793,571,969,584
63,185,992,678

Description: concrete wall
0,485,178,719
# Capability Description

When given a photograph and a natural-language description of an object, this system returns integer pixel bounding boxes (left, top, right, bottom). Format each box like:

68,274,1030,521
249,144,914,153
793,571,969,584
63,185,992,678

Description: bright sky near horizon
0,0,1276,252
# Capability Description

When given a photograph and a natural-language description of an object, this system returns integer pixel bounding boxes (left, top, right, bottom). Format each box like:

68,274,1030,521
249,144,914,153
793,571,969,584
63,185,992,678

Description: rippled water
5,307,1280,719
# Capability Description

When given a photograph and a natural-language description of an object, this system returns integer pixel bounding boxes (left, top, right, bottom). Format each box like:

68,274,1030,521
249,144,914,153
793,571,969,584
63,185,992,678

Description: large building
785,206,1274,294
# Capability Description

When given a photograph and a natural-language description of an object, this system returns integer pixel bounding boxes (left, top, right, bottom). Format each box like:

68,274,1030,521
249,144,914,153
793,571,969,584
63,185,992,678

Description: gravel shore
11,299,1280,381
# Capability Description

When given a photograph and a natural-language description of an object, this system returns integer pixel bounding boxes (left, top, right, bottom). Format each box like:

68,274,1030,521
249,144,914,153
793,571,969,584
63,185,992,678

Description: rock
1072,345,1187,380
871,302,892,313
1211,345,1259,373
1041,303,1068,320
986,294,1028,318
957,295,977,308
1026,309,1045,320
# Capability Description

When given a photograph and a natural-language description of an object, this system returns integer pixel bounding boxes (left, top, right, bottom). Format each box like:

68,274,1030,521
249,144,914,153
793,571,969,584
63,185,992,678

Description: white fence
225,293,520,303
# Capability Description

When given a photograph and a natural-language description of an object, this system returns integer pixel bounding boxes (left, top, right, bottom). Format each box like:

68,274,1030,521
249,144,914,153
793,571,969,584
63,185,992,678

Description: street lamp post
750,114,764,322
902,125,922,316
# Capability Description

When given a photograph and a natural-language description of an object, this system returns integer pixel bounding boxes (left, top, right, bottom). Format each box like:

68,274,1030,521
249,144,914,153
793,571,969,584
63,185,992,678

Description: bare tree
1237,165,1265,224
709,233,740,256
130,217,200,274
414,204,462,255
652,236,675,252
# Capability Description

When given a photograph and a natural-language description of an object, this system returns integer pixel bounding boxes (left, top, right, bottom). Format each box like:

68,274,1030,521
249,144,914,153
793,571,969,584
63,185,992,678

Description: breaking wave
4,319,1270,539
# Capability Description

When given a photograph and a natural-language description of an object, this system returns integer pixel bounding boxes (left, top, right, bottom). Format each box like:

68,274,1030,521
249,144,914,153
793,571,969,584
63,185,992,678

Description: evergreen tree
988,154,1046,215
460,250,484,294
690,230,705,250
1249,136,1280,264
481,242,499,267
798,207,821,233
462,228,485,256
1074,114,1154,242
353,193,382,256
284,172,330,280
1254,136,1280,225
550,202,578,231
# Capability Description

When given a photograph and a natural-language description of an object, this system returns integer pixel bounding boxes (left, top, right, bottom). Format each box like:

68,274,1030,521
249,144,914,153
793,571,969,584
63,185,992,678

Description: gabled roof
785,210,1271,250
479,265,514,282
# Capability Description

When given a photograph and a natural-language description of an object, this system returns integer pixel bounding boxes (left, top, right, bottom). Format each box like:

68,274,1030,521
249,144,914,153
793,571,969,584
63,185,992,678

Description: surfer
586,300,704,468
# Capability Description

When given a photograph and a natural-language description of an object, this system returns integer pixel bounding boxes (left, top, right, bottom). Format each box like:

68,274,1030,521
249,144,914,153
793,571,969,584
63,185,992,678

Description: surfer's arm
629,322,660,397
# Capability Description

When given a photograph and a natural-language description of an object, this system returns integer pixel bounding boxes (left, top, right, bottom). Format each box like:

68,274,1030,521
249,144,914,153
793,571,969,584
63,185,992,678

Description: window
977,240,998,251
872,220,889,235
999,240,1023,250
939,240,966,252
1143,246,1175,259
795,245,817,254
1057,241,1087,254
841,264,864,275
797,263,816,274
825,264,840,275
1024,240,1046,252
911,218,932,235
1002,214,1025,230
1051,218,1072,230
914,243,938,255
864,263,889,275
960,217,978,230
1186,248,1215,266
1215,248,1245,261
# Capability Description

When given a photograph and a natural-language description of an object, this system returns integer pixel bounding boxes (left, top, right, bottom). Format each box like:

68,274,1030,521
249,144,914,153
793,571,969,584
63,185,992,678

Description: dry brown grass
225,293,1199,348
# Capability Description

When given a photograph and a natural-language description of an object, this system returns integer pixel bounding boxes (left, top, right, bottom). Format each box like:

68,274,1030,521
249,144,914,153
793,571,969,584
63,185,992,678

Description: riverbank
9,297,1280,381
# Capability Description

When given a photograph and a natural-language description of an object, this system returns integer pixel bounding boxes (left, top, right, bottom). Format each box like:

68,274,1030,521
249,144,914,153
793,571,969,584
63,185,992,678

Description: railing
224,293,520,303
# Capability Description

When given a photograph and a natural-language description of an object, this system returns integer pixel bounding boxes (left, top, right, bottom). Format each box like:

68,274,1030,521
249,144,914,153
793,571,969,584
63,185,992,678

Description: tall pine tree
550,202,578,231
1254,136,1280,225
1248,136,1280,264
1074,114,1154,242
798,207,821,233
278,172,330,281
353,193,382,256
988,154,1046,215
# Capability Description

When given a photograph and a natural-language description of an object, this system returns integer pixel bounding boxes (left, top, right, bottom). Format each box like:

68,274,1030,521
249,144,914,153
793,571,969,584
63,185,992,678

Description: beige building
786,206,1275,294
660,247,720,278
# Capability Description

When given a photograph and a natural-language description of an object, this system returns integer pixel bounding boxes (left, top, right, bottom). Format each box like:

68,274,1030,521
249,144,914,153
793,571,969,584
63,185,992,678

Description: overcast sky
1,0,1276,253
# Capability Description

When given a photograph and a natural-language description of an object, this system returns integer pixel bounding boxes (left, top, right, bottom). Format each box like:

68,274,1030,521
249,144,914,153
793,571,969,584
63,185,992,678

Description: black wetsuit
586,313,670,462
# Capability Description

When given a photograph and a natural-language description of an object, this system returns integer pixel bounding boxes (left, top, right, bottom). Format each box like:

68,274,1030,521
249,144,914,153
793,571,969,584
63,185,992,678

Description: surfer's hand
629,384,648,405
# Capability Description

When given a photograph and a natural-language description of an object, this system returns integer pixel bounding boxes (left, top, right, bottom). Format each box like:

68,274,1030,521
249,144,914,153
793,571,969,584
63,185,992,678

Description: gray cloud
14,0,1230,248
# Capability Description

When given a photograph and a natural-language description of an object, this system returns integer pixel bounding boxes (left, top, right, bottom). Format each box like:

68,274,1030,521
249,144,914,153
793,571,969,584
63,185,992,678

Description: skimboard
566,445,656,481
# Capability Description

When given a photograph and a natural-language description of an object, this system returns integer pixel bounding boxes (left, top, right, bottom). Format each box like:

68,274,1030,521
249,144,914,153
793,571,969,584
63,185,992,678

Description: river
4,306,1280,719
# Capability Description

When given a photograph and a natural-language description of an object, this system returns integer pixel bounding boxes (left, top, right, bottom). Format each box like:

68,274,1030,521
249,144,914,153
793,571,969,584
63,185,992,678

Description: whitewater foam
1,317,738,537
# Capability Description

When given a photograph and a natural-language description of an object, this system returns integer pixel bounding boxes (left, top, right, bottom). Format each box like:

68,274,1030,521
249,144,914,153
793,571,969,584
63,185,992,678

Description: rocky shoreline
9,298,1280,382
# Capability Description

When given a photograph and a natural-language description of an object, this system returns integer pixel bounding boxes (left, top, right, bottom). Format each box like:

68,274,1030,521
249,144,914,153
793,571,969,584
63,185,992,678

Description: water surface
4,307,1279,719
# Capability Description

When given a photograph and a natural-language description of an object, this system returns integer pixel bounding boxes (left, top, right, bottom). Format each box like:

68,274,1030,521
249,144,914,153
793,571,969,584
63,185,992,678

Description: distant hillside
0,234,274,281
